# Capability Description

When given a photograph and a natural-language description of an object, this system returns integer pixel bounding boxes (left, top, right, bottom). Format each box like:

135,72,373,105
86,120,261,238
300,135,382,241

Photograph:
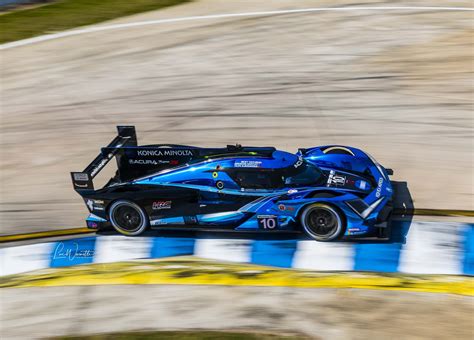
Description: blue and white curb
1,221,473,276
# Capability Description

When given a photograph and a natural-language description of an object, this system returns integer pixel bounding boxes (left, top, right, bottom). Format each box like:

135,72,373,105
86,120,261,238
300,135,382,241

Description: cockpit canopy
223,158,326,189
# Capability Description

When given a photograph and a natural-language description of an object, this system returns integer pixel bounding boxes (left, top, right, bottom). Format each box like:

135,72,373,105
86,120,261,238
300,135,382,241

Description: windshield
284,162,325,187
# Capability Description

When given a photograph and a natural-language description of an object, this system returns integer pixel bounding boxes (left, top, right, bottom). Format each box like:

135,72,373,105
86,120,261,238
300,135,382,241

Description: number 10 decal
257,215,278,229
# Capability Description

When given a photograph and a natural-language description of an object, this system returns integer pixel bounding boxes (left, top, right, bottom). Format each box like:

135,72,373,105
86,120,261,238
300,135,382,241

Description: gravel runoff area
1,285,473,339
1,0,473,234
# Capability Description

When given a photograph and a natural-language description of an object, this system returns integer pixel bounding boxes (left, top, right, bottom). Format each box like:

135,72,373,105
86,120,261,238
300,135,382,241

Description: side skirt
150,226,301,234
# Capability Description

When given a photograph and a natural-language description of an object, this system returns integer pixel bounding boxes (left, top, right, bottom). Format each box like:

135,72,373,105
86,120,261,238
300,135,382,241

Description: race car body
71,126,393,241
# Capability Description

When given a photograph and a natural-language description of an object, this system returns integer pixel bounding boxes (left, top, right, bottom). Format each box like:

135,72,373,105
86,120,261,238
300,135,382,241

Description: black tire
300,203,345,241
109,200,148,236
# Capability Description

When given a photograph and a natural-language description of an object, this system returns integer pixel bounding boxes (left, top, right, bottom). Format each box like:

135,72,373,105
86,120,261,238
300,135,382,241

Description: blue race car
71,126,393,241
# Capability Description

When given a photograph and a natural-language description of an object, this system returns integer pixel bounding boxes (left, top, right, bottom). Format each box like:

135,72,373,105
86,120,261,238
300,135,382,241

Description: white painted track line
292,241,354,271
398,222,464,275
194,238,252,262
1,6,473,50
0,243,53,276
93,236,153,263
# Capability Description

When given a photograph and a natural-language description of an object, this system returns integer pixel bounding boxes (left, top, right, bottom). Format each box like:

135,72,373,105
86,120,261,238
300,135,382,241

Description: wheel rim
112,204,143,232
304,206,341,239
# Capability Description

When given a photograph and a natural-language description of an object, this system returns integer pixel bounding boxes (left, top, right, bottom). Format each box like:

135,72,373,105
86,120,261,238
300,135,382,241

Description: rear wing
71,126,137,192
72,125,277,192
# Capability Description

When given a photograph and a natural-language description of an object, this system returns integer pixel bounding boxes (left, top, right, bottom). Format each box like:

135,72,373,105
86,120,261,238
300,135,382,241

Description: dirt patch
2,285,473,339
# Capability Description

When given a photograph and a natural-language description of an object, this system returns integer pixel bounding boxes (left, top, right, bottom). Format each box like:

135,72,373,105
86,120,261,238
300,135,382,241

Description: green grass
0,0,192,44
54,331,307,340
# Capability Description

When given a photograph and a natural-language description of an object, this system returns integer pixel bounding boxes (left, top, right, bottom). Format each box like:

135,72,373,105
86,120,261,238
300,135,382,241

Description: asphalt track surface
1,0,473,236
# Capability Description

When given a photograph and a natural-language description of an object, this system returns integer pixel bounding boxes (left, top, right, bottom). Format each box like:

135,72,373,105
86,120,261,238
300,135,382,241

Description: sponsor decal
294,156,304,168
129,159,158,165
288,189,298,194
86,199,105,211
358,180,367,190
90,158,109,177
327,170,346,186
375,177,384,198
332,176,346,185
86,199,94,211
73,173,89,181
234,160,262,168
87,221,98,229
152,200,172,210
184,216,198,225
74,183,89,188
347,227,362,235
278,204,295,212
137,149,193,157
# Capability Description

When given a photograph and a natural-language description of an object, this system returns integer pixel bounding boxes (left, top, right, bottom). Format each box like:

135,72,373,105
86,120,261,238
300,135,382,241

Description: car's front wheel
300,203,345,241
109,200,148,236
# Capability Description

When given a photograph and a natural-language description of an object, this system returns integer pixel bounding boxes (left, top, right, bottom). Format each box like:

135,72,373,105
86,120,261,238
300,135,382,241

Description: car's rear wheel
300,203,344,241
109,200,148,236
